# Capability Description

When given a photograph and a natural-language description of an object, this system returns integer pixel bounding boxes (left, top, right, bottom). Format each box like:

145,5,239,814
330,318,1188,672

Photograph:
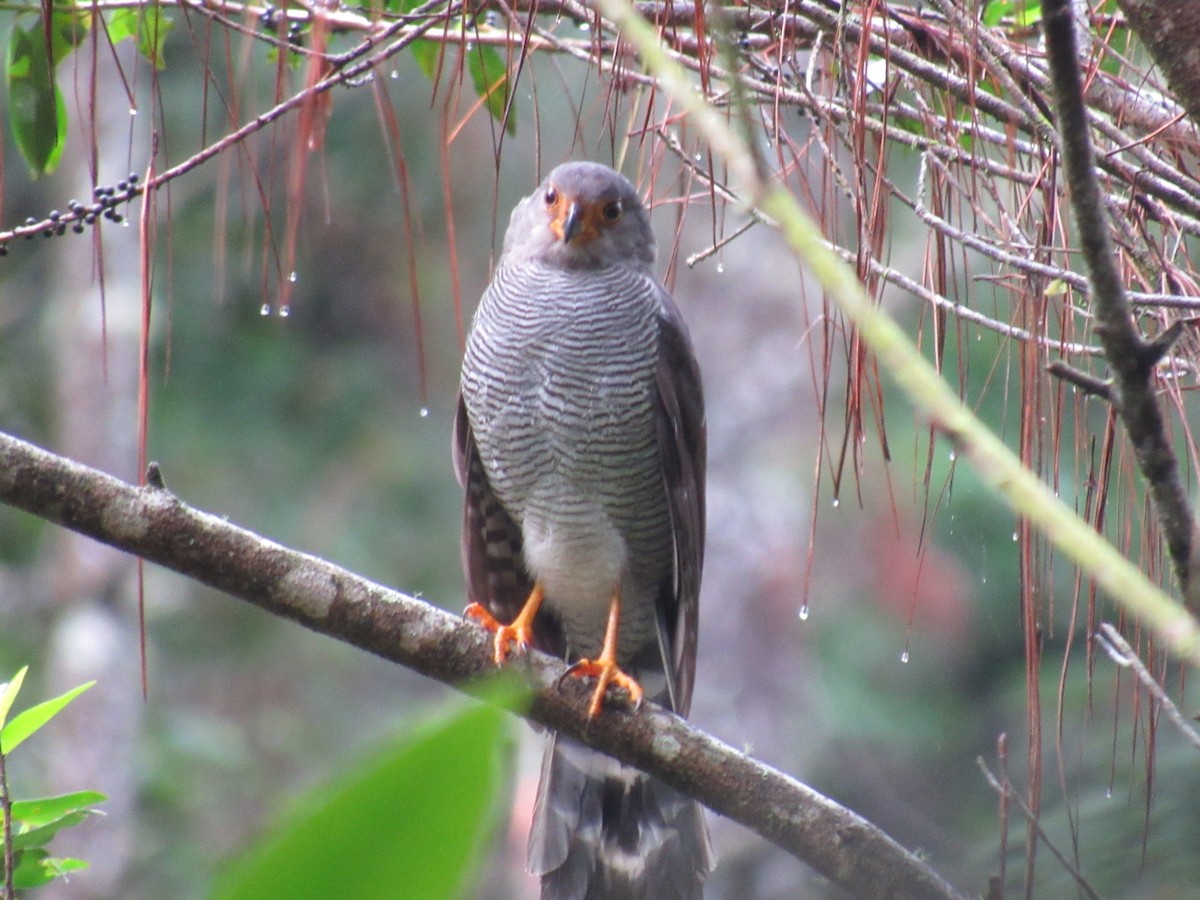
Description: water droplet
419,407,430,418
947,450,956,461
260,303,272,316
1105,787,1113,799
716,262,725,274
129,107,138,117
798,604,809,621
390,69,399,79
900,650,910,663
831,497,840,508
278,304,291,318
982,576,988,584
287,271,297,283
1012,532,1019,541
579,20,590,31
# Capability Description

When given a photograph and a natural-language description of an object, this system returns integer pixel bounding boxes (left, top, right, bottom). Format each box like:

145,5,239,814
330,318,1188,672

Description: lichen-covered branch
0,429,964,900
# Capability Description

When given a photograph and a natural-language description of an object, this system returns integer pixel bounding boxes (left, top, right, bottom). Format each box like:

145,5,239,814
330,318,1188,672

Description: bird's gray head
502,161,656,270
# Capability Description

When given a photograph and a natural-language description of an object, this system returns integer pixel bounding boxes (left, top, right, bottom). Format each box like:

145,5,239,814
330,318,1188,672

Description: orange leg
562,588,644,719
465,583,545,665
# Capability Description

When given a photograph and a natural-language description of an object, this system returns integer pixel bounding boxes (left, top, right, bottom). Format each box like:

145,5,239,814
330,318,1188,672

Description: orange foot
465,584,544,665
561,656,645,720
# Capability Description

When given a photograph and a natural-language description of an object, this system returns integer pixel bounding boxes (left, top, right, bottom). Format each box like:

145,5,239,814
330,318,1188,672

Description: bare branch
1041,0,1199,603
0,429,965,900
1095,623,1200,753
976,758,1102,900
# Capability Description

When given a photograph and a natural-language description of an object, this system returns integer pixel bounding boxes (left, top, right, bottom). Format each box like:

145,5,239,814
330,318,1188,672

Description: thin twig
1046,361,1115,402
976,758,1102,900
1094,622,1200,752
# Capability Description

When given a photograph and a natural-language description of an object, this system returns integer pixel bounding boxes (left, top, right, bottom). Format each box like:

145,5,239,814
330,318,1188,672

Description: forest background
1,0,1199,897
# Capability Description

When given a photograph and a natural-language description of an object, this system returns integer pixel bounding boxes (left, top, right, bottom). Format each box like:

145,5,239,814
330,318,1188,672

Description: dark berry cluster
257,4,305,44
0,172,141,256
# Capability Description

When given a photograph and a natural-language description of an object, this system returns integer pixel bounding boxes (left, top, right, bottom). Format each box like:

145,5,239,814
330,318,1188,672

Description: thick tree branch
1042,0,1199,605
1117,0,1200,126
0,429,965,900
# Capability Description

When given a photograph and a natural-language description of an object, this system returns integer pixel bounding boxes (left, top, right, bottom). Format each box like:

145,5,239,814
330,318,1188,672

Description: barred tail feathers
529,733,713,900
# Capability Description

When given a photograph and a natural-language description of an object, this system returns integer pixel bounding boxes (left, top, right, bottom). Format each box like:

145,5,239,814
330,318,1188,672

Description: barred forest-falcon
454,161,712,899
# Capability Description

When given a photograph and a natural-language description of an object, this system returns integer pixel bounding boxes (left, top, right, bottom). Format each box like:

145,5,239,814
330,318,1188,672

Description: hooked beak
561,201,584,244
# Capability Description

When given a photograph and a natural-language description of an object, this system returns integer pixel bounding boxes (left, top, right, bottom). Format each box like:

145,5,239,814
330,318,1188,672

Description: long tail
528,733,713,900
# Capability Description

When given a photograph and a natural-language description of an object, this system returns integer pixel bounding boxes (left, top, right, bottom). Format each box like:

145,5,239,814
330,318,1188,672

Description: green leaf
211,683,523,900
11,791,108,829
7,19,63,175
11,811,90,851
982,0,1011,26
0,680,94,753
135,5,172,69
396,0,444,75
9,791,106,853
4,6,86,177
0,666,29,729
411,41,441,80
106,8,139,44
467,44,515,135
105,6,172,69
10,850,88,890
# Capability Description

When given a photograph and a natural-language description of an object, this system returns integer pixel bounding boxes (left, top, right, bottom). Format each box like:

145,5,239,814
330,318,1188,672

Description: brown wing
652,293,707,717
453,394,566,657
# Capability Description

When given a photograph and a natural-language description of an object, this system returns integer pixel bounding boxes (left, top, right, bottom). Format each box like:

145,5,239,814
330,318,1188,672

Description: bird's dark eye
544,187,558,206
602,200,623,222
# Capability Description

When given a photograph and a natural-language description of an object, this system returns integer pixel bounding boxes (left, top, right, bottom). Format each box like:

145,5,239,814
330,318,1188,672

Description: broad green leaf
0,680,94,753
11,811,91,851
212,682,524,900
106,8,139,44
982,0,1011,26
0,666,29,728
11,791,107,829
105,6,173,69
411,41,441,80
467,44,515,135
10,850,88,890
5,13,86,176
136,5,173,69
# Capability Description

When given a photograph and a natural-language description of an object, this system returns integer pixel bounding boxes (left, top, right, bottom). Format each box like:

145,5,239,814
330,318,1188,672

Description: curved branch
0,429,965,900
